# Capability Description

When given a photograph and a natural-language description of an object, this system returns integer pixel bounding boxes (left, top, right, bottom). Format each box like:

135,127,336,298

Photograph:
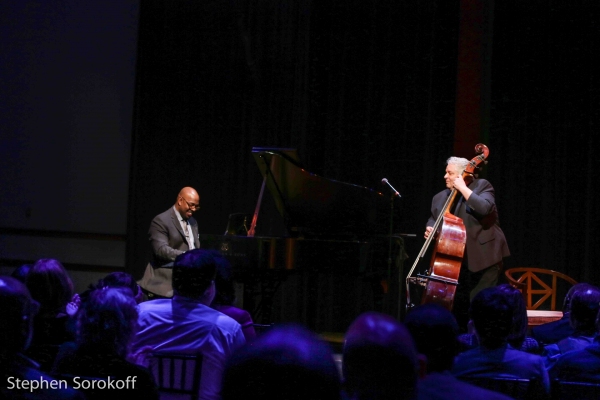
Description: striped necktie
183,221,194,248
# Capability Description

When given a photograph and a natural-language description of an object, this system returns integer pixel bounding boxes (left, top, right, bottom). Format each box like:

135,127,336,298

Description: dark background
2,1,600,329
129,0,600,286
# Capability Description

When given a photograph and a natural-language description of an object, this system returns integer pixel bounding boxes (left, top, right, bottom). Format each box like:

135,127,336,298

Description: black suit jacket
138,207,200,296
427,179,510,273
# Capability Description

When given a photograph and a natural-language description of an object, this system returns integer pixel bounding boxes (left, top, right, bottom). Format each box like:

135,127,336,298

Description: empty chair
504,267,577,310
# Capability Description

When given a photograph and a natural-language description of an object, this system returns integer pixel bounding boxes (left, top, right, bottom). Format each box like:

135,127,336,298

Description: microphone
381,178,401,197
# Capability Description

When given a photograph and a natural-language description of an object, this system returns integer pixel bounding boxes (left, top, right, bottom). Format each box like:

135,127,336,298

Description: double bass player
424,156,510,331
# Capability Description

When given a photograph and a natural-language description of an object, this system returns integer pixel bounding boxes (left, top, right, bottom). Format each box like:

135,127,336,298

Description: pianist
138,187,201,299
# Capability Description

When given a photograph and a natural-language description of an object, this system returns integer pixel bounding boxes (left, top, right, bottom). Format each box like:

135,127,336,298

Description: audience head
343,311,419,400
222,323,340,400
568,284,600,335
496,283,529,348
0,276,40,358
404,303,459,374
469,286,512,349
95,271,143,303
563,283,595,314
208,250,236,307
172,249,217,302
11,263,32,283
76,287,139,358
26,258,74,317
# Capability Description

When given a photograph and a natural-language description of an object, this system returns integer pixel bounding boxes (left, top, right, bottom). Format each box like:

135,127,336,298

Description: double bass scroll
405,144,490,311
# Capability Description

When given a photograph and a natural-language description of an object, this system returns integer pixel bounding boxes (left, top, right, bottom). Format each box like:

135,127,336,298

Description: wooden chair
551,379,600,400
504,267,577,310
148,352,203,400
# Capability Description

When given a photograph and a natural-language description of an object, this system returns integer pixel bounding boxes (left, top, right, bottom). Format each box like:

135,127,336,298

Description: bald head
175,186,200,220
178,187,199,200
343,312,418,400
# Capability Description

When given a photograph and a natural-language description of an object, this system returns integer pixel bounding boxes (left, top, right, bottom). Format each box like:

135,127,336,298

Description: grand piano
200,147,407,332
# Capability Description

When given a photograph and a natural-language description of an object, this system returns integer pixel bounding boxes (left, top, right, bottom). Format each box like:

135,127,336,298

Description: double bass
405,143,489,311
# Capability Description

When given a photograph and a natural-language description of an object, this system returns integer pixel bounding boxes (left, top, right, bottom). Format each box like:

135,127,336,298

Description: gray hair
446,157,469,174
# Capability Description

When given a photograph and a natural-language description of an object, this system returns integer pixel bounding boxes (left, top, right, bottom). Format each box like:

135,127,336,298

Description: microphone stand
386,194,406,321
381,178,402,319
387,191,395,286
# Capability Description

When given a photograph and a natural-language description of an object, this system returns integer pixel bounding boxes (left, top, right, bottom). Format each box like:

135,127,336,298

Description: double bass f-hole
405,143,490,311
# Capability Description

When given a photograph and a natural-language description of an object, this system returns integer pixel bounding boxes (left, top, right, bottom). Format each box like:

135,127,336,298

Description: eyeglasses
180,196,200,210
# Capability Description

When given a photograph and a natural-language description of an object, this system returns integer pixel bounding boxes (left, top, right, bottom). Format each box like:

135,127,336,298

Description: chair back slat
149,352,203,400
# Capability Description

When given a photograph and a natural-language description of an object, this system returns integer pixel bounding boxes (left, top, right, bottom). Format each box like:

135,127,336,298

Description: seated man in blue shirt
131,249,246,400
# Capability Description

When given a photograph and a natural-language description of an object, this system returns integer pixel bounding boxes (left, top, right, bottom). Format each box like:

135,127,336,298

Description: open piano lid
252,147,390,239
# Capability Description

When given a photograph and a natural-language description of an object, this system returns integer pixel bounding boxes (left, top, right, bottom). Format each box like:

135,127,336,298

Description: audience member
405,303,512,400
52,287,159,398
131,248,246,400
221,323,341,400
78,271,144,306
65,271,144,330
544,284,600,370
101,271,144,302
24,258,76,371
342,311,419,400
451,286,550,395
550,307,600,382
457,284,540,354
0,276,83,400
209,250,257,342
531,283,593,346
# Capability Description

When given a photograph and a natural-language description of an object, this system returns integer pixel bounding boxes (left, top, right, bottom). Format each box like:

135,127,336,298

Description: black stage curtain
127,1,600,328
490,2,600,285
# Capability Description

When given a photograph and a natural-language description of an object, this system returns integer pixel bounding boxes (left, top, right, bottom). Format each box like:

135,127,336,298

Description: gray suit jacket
427,179,509,273
138,207,200,297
